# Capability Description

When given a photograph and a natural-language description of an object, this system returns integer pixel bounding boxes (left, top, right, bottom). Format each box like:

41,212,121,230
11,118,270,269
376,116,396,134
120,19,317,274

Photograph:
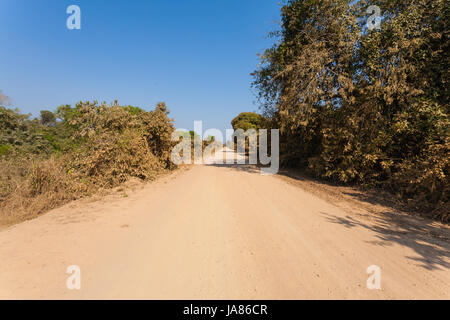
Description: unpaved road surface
0,149,449,299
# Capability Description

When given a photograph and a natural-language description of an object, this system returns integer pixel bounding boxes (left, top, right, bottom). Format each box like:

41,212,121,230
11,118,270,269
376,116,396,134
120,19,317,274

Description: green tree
40,110,56,126
231,112,267,131
252,0,449,219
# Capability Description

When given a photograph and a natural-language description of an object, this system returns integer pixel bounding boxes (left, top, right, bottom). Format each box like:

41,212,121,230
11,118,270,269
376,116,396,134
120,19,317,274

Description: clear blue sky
0,0,280,132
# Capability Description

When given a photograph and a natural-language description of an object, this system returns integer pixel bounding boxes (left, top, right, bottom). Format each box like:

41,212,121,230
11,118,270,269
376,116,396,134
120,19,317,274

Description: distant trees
252,0,448,220
231,112,267,131
230,112,270,156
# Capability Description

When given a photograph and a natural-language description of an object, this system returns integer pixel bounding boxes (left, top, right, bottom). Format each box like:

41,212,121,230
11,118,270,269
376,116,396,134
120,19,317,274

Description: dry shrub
0,156,90,225
71,129,163,187
0,101,177,227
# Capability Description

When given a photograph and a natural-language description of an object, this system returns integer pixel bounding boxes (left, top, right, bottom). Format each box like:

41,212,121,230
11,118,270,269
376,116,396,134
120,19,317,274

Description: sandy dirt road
0,148,449,299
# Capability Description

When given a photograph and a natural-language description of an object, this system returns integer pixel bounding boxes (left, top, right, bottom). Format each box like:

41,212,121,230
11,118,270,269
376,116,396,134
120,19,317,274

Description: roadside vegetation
0,99,177,226
247,0,448,221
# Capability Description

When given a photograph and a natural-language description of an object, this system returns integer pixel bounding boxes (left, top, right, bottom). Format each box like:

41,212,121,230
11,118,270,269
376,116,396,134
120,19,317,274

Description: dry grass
0,156,87,226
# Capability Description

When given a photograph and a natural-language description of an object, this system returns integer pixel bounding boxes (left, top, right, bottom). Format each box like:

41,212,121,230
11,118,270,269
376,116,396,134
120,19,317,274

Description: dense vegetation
0,99,176,225
251,0,448,221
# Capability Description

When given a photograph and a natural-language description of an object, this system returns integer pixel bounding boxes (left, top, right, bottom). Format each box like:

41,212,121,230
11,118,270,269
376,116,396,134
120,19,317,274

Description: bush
252,0,449,221
0,101,177,226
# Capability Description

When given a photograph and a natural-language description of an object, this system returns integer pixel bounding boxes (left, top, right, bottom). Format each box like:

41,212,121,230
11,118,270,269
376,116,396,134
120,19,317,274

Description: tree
252,0,449,219
156,102,169,115
0,90,11,106
231,112,266,131
40,110,56,126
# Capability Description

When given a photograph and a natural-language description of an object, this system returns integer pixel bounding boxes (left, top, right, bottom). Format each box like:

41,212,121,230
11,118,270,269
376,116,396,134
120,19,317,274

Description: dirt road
0,149,449,299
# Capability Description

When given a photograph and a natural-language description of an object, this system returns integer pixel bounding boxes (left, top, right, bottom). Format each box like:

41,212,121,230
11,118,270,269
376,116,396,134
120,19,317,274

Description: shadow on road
206,152,450,271
321,211,450,271
206,163,261,174
205,149,263,174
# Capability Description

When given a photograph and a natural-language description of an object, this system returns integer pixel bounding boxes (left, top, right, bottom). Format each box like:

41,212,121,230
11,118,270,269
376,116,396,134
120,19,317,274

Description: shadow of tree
321,212,450,271
277,169,443,221
205,150,265,174
342,191,409,215
207,156,450,271
206,163,261,174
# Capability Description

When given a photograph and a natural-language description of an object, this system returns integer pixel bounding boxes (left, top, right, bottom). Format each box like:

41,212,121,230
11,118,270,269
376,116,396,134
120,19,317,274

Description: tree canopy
231,112,267,131
252,0,449,220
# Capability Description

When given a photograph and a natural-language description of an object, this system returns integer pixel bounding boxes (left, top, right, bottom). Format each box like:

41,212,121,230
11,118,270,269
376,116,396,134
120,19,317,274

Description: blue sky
0,0,281,132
